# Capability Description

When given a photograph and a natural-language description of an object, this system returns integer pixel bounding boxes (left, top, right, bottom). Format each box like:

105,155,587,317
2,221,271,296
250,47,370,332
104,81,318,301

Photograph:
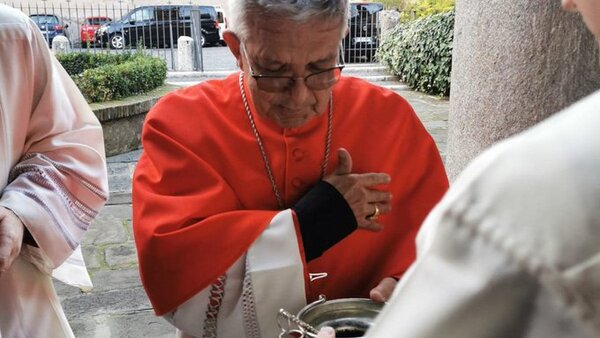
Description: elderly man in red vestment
132,0,448,336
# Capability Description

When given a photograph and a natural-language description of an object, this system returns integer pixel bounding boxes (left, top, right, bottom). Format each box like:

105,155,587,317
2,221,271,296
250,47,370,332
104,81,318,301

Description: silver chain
239,72,333,209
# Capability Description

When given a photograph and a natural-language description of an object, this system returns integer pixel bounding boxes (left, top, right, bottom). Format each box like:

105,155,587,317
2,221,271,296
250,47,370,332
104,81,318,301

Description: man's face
239,15,345,129
562,0,600,39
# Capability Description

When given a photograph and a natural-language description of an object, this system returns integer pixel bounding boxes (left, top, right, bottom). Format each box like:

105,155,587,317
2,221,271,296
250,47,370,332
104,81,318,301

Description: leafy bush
400,0,455,22
56,52,136,76
56,52,167,103
376,0,454,21
377,10,454,96
377,0,406,10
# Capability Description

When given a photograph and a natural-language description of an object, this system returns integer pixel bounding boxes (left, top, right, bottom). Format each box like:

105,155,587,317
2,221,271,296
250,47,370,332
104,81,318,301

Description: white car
215,6,226,45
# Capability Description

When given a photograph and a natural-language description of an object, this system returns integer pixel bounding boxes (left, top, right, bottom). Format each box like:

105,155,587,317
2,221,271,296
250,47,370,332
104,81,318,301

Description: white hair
227,0,349,41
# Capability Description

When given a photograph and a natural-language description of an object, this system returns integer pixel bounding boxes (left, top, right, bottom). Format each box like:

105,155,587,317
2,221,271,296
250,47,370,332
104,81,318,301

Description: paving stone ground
54,66,449,338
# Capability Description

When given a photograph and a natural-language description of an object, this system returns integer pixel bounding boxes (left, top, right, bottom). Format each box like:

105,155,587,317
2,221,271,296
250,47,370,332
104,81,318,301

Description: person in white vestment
315,0,600,337
0,5,109,337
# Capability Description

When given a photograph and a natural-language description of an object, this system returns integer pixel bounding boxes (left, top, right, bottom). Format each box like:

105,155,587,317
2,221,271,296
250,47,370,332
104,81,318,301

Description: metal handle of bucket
277,295,327,338
277,308,319,338
302,294,327,313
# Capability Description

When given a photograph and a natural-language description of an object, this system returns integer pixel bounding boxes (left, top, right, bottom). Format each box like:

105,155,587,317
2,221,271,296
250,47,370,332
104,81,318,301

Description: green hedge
56,52,167,103
378,0,454,14
399,0,455,22
377,10,454,96
56,52,136,76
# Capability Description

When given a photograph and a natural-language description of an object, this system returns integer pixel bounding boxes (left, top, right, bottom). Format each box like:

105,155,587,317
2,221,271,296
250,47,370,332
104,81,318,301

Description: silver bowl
279,295,383,338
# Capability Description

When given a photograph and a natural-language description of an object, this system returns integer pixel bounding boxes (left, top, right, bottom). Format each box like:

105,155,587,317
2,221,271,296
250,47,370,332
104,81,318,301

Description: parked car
215,6,227,45
81,16,112,45
29,13,69,46
96,5,220,50
343,2,383,62
181,5,220,47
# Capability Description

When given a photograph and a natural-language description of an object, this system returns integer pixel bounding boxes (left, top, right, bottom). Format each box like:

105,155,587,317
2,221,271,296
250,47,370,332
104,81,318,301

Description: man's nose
288,78,311,105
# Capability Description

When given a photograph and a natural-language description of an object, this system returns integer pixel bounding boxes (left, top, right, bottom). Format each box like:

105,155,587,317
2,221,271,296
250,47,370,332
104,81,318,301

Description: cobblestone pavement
54,65,449,337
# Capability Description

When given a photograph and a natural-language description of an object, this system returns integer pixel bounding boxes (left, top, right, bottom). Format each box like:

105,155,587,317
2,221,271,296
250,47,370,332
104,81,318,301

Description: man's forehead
247,12,345,36
244,16,344,64
246,38,340,65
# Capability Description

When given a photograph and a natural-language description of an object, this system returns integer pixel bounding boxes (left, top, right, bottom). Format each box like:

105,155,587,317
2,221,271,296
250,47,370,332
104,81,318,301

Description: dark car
81,16,112,45
343,2,383,62
29,14,69,46
96,5,220,49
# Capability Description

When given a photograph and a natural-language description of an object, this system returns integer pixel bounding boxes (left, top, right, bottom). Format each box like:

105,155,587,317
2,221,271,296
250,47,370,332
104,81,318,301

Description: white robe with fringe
0,5,109,337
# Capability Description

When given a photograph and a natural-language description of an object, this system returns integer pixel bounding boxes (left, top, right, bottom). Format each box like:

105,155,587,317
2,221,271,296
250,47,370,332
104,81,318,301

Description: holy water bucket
278,295,383,338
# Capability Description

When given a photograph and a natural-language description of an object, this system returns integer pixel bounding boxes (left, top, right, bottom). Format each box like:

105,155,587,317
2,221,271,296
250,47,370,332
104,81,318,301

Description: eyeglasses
241,43,345,93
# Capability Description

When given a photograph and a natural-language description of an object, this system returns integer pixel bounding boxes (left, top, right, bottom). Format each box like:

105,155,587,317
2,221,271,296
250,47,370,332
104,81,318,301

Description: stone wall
97,112,150,158
92,86,175,157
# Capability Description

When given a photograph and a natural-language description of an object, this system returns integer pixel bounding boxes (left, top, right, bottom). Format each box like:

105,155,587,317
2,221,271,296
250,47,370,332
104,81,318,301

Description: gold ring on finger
367,204,380,221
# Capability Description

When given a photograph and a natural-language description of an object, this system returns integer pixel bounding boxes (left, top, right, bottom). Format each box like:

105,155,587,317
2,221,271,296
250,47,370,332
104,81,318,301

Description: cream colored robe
367,90,600,338
0,5,108,337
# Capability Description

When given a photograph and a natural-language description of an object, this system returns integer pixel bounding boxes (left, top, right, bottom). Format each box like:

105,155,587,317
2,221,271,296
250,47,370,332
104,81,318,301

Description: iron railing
2,2,221,70
3,1,382,69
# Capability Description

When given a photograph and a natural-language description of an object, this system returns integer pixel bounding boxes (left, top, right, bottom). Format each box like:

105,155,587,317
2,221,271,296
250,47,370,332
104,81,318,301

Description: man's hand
0,206,25,277
324,148,392,231
369,276,398,303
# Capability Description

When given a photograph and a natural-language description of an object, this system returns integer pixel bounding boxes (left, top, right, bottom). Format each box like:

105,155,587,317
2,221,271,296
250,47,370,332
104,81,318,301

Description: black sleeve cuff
292,181,357,262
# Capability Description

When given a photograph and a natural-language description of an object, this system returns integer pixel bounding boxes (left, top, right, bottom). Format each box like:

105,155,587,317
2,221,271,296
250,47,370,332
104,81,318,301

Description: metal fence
3,1,382,69
2,2,222,70
5,2,136,47
343,2,383,63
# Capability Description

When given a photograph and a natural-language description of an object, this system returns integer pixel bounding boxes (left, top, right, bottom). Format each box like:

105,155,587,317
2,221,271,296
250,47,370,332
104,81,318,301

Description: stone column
177,36,194,71
446,0,600,181
51,35,71,54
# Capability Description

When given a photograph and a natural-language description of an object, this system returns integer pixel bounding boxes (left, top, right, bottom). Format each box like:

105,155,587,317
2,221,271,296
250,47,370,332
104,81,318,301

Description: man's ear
224,31,242,69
